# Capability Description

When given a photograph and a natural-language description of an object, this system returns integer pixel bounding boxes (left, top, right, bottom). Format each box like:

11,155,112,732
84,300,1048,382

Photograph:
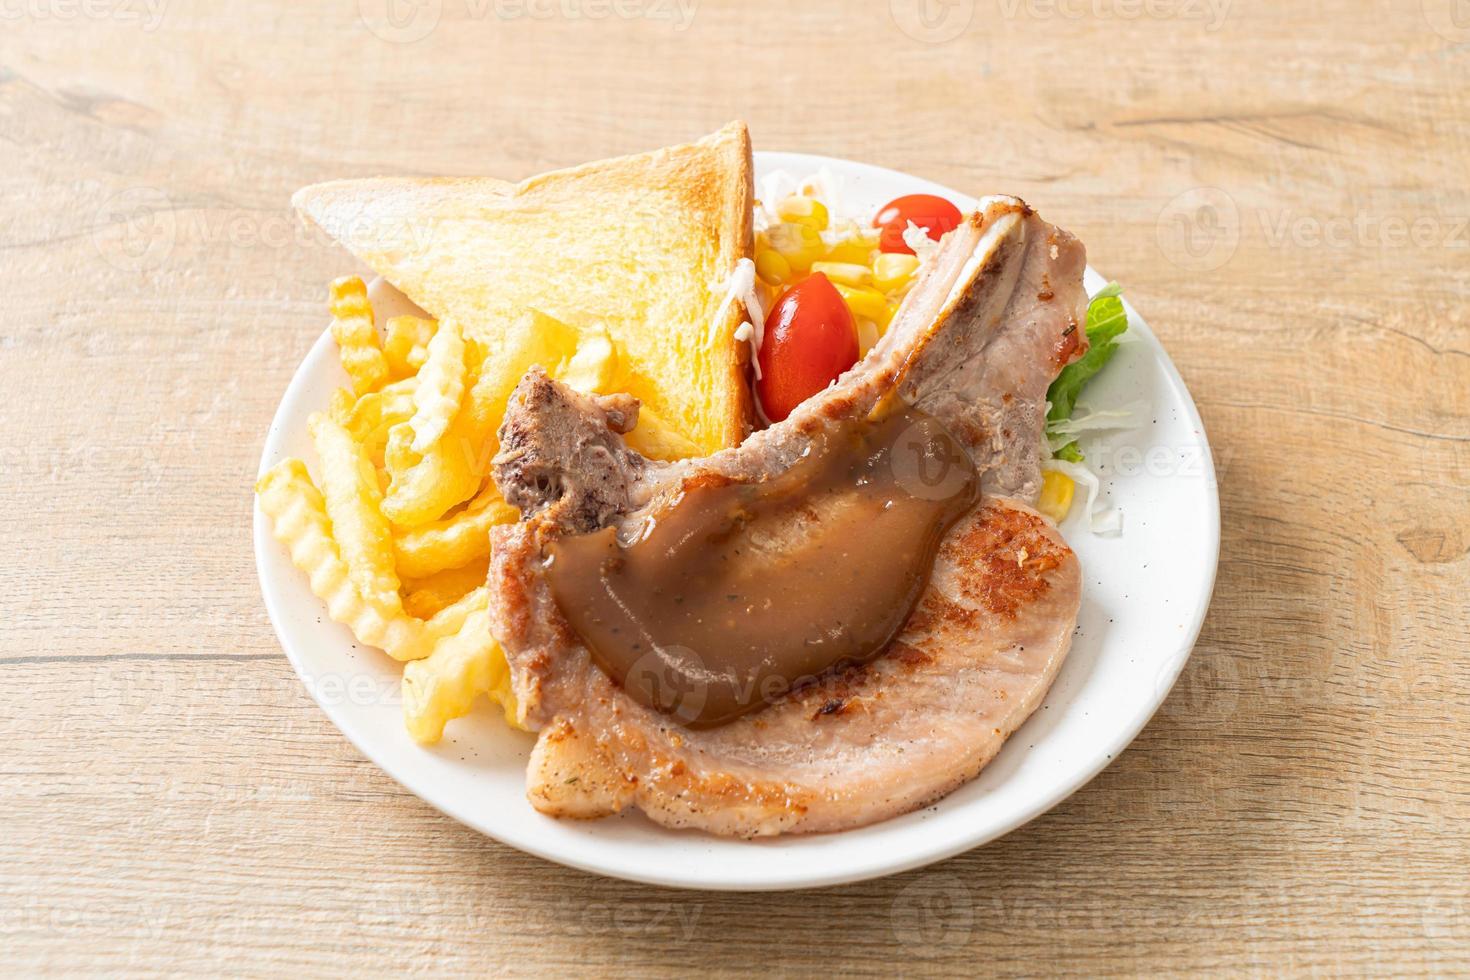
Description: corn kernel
877,301,898,333
833,283,887,323
829,240,870,264
1037,470,1075,523
854,318,880,357
873,252,920,293
767,222,825,274
755,248,792,286
810,261,872,288
823,221,876,258
775,195,829,232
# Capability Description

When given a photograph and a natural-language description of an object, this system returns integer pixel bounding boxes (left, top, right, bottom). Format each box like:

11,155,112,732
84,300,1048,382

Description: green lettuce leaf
1045,288,1129,461
1051,441,1085,463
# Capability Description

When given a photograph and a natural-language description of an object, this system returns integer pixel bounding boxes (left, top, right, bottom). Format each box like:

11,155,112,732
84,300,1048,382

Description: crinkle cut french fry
331,378,418,468
423,584,488,639
382,310,570,527
309,413,402,610
363,423,399,471
330,377,417,441
407,317,467,453
328,387,355,421
328,276,390,395
402,556,490,620
383,418,417,483
393,486,519,579
380,400,483,527
384,315,437,380
487,670,520,730
401,608,522,744
255,459,426,658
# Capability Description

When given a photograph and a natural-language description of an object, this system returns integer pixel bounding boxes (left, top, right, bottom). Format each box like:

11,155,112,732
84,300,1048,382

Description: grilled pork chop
488,197,1088,836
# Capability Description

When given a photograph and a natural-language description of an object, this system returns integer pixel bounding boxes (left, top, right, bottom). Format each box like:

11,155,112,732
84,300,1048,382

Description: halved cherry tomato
873,193,963,254
756,273,858,423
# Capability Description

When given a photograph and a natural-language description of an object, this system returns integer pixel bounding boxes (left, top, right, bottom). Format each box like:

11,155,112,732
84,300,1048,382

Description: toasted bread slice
293,122,754,455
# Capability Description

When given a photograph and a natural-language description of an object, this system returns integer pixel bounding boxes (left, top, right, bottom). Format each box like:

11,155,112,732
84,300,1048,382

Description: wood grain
3,0,1467,974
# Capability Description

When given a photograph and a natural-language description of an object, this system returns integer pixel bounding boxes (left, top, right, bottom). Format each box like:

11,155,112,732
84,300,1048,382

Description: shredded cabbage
1045,400,1147,452
1041,284,1135,533
820,219,872,250
1043,458,1122,535
708,257,765,380
758,167,846,224
757,170,798,220
799,167,845,217
901,220,939,261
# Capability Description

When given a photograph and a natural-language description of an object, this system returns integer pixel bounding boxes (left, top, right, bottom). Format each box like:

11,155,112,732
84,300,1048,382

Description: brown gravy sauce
544,405,978,729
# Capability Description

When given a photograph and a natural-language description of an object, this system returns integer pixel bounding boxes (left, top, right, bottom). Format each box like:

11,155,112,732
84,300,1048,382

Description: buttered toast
292,122,755,456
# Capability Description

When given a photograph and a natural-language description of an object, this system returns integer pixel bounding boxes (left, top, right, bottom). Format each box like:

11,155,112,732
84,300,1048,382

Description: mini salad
746,175,1131,531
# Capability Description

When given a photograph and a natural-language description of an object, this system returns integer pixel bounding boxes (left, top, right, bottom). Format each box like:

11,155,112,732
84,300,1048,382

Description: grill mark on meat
680,471,734,494
906,593,982,634
943,505,1068,619
488,197,1090,836
889,641,935,667
1055,319,1083,367
816,698,847,718
820,393,859,420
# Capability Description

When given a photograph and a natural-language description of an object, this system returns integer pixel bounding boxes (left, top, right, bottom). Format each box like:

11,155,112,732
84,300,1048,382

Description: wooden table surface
5,0,1468,974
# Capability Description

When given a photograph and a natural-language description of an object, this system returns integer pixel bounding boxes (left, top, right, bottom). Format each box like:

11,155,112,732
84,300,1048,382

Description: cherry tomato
756,273,858,423
872,193,963,254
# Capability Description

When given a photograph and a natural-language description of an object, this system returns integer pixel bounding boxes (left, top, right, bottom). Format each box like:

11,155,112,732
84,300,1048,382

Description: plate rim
254,151,1221,891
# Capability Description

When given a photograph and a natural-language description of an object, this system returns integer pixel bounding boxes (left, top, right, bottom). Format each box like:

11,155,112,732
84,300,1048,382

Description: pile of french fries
257,277,656,743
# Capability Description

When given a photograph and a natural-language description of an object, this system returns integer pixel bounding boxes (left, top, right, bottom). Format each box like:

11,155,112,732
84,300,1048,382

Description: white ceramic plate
254,152,1219,891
